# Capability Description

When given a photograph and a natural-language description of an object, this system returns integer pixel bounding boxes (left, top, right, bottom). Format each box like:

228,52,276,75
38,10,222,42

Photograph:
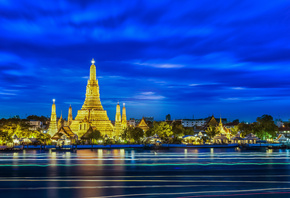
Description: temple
49,59,129,143
69,59,114,137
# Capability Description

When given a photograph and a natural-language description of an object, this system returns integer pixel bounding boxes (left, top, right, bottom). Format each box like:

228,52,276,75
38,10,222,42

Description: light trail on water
0,179,289,184
90,188,290,198
1,174,290,179
1,162,290,167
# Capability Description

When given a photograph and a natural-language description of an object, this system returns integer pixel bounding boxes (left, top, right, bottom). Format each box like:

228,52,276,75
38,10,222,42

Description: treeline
0,116,50,145
237,115,277,139
206,114,278,140
121,122,194,144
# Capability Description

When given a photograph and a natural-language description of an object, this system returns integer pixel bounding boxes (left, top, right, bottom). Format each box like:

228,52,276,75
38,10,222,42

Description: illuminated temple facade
49,59,127,140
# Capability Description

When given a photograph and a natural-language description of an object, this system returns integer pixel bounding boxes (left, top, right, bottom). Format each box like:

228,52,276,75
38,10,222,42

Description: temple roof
204,115,218,130
51,126,76,140
137,117,149,131
137,117,148,127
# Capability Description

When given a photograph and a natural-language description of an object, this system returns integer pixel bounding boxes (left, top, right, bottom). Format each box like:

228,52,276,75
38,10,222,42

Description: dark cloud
0,0,290,121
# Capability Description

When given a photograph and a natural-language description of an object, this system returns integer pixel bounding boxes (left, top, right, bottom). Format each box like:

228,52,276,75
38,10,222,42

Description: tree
172,123,185,137
122,127,144,143
238,123,252,137
36,132,51,144
165,114,171,121
184,128,194,136
255,114,277,140
88,130,102,144
231,125,240,136
152,122,173,138
26,115,49,123
232,119,240,124
130,127,144,144
145,127,154,137
205,125,218,139
0,130,13,145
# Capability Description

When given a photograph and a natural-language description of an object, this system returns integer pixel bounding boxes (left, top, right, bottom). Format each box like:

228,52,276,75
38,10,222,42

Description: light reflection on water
0,148,290,197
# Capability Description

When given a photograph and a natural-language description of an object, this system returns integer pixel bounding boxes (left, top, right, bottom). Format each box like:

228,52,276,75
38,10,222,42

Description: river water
1,148,290,197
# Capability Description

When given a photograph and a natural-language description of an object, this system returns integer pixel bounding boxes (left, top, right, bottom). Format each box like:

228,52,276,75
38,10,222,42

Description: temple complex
49,59,130,143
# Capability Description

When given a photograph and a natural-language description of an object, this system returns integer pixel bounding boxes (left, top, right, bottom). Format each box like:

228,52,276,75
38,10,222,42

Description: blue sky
0,0,290,121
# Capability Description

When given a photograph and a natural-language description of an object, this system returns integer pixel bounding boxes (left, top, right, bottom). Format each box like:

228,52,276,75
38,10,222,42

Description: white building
128,118,136,127
182,119,206,127
28,121,43,131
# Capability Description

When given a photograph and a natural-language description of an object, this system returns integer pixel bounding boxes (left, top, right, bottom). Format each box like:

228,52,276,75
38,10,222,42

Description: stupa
70,59,114,137
47,99,58,136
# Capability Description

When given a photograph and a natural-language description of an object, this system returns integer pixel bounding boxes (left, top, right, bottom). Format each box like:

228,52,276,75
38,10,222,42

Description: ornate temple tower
70,59,114,137
121,103,127,129
114,102,122,137
48,99,58,136
68,105,73,126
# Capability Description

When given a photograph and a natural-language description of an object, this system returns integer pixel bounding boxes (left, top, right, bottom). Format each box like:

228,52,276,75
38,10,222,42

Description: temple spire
114,102,122,137
115,102,121,122
48,99,58,136
81,59,103,110
68,105,73,126
219,116,223,128
90,58,96,80
51,99,56,114
122,103,127,129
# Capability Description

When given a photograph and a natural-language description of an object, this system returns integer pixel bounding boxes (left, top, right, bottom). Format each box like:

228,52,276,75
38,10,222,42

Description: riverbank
0,143,284,151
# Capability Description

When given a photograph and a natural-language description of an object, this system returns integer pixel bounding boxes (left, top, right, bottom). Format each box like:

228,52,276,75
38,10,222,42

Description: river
1,148,290,197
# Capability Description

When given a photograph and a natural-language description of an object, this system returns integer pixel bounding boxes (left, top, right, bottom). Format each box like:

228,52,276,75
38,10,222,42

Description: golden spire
51,99,56,118
68,105,73,126
219,116,223,129
122,103,127,129
115,102,121,122
81,59,103,110
90,58,96,80
48,99,58,136
114,102,122,137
